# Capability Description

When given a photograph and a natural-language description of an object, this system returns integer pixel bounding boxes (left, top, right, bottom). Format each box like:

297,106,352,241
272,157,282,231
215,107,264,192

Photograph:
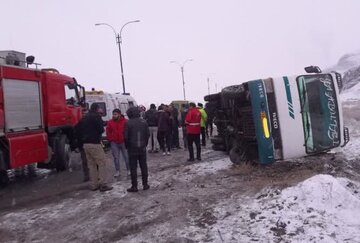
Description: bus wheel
212,144,226,151
204,93,221,102
55,134,70,172
229,145,248,165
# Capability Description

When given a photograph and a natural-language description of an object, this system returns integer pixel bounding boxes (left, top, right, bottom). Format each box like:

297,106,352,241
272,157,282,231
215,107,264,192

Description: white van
85,90,137,121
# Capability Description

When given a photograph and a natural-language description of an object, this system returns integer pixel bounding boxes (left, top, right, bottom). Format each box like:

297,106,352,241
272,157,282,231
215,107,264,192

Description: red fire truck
0,51,85,185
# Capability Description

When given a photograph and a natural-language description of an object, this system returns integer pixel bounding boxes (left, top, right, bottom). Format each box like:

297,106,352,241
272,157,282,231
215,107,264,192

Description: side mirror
304,66,322,74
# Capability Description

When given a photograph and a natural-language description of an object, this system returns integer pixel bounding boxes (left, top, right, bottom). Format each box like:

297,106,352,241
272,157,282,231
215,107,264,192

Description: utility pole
207,77,210,95
170,59,193,100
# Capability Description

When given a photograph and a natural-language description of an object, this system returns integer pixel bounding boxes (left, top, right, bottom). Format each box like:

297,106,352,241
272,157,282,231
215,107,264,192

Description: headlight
261,111,270,138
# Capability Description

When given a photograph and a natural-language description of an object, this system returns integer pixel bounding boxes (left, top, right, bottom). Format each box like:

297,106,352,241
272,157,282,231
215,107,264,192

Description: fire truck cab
0,50,85,185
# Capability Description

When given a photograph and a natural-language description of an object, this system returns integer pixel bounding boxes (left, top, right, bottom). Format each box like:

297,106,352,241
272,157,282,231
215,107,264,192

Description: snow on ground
341,82,360,102
0,183,128,242
340,130,360,161
179,174,360,243
164,157,232,184
189,158,232,176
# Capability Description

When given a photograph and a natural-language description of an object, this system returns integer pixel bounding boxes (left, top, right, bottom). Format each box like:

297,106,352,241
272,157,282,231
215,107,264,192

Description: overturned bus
205,66,350,165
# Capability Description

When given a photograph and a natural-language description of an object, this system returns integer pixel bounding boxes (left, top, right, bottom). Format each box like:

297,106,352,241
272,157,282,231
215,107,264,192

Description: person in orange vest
185,102,202,161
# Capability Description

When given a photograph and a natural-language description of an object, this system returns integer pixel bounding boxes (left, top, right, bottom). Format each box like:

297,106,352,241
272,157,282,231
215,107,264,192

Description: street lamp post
170,59,193,100
95,20,140,94
207,77,210,95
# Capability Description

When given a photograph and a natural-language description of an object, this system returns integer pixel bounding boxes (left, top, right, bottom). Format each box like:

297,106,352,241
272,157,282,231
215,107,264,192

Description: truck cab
205,67,349,164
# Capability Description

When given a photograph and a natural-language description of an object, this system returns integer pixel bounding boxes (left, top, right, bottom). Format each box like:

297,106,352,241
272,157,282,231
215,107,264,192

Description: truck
0,50,85,185
205,66,350,165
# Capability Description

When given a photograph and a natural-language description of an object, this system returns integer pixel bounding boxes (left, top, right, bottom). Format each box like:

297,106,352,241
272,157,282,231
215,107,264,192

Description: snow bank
183,174,360,242
329,51,360,73
341,82,360,101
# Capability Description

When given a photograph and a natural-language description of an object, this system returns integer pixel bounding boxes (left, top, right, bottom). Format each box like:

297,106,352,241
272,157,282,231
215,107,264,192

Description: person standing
205,103,214,137
106,109,130,178
197,103,208,146
185,102,202,161
157,105,172,155
170,104,181,149
74,122,89,182
124,106,150,192
77,103,113,192
144,104,159,153
180,103,189,149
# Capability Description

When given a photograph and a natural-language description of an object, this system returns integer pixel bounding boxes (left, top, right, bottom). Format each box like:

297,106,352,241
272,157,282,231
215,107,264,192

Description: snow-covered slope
341,82,360,102
327,51,360,92
188,174,360,243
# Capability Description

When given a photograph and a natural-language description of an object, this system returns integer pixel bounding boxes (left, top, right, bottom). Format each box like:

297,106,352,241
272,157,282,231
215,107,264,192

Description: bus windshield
297,74,340,154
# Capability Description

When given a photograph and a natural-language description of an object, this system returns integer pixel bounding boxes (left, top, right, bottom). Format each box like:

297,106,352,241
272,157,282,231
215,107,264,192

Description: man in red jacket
106,109,129,177
185,102,202,161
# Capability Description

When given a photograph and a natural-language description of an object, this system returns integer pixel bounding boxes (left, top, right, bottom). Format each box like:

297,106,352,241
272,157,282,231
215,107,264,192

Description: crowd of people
75,102,214,193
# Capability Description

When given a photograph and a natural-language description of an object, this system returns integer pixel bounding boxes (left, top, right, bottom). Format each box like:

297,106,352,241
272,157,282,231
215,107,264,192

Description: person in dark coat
157,105,172,155
170,104,181,149
76,103,112,192
205,103,214,137
124,106,150,192
74,122,89,182
180,104,189,149
144,104,159,152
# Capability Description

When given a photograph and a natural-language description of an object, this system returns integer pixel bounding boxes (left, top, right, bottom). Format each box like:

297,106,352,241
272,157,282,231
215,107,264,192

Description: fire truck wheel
55,134,70,172
229,145,247,165
0,170,9,187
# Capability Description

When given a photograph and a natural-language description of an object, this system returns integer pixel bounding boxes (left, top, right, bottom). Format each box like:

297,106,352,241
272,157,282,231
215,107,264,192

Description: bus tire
222,85,246,98
212,144,226,151
229,145,247,165
211,136,225,145
204,93,221,102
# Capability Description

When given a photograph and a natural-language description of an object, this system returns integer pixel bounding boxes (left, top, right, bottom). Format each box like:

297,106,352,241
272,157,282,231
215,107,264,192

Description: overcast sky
2,0,360,106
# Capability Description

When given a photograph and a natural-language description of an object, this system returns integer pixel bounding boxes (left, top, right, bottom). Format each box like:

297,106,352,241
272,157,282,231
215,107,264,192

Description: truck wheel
204,93,221,102
55,134,70,172
0,170,9,187
229,146,247,165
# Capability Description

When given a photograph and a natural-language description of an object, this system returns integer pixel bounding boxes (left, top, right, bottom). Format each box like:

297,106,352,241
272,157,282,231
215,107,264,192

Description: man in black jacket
144,104,159,153
124,106,150,192
77,103,113,192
